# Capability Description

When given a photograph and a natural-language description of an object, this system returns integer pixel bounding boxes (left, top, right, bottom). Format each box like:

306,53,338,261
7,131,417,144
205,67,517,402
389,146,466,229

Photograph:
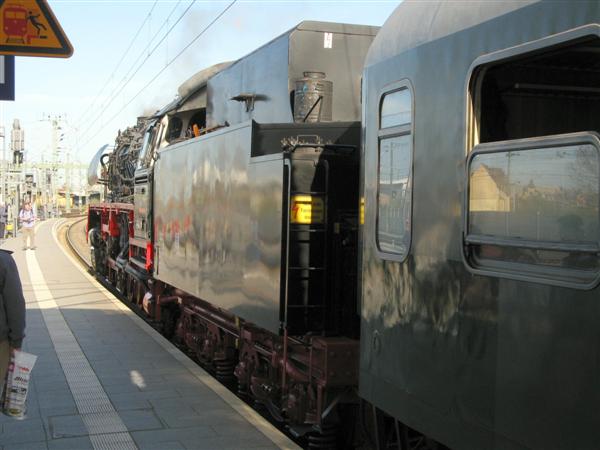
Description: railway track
63,216,90,267
62,217,309,449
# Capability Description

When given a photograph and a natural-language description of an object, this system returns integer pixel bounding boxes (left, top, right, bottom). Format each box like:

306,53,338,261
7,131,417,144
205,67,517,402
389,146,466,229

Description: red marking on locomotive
145,242,153,271
291,204,300,220
172,220,180,235
183,215,192,232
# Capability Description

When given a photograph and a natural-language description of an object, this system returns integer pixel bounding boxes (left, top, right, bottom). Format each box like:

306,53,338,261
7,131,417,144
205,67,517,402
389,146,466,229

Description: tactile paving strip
26,251,138,450
90,432,137,450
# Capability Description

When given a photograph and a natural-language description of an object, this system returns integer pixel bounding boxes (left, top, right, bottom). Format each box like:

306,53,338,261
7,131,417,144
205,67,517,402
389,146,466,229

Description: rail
64,216,91,268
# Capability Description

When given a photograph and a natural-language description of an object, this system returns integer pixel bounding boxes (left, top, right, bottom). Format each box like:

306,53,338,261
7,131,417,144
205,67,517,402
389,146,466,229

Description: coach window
470,33,600,144
466,134,600,287
377,86,412,259
467,30,600,287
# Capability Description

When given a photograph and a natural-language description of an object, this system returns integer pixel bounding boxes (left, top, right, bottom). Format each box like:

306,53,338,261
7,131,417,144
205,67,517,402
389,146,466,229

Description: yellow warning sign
359,196,365,225
291,195,325,224
0,0,72,57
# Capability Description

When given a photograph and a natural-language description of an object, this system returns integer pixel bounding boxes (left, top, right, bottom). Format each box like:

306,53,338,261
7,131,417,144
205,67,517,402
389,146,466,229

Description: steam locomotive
88,2,600,449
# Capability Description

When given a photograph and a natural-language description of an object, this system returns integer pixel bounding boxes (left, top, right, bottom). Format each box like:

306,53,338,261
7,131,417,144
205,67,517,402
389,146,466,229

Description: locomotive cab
132,61,234,245
133,118,161,244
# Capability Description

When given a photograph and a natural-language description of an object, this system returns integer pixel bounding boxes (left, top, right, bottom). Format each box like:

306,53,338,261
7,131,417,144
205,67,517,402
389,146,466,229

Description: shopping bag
3,350,37,419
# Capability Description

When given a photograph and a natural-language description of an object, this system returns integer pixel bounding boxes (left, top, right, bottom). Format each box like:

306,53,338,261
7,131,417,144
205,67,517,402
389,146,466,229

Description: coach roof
365,0,538,68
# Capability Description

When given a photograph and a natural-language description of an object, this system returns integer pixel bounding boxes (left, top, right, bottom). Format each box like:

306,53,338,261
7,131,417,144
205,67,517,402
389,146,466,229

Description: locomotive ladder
287,181,329,332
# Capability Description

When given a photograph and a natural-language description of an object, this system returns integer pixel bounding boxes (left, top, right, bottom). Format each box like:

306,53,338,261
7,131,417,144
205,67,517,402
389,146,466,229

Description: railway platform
0,219,300,450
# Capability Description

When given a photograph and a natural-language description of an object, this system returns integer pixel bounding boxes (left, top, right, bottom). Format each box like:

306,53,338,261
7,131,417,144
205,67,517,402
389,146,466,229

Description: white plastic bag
3,350,37,419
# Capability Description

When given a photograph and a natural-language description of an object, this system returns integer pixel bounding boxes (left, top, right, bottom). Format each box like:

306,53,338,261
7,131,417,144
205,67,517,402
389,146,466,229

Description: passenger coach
361,1,600,449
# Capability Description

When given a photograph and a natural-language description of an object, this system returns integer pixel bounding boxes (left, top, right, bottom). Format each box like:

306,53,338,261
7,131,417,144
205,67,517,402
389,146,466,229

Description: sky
0,0,400,186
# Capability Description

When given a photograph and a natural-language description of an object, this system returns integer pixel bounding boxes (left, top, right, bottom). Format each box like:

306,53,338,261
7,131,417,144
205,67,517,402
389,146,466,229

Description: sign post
0,55,14,100
0,0,72,58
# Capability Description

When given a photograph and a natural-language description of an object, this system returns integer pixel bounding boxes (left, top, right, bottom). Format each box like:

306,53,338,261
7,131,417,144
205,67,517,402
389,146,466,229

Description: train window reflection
474,244,599,273
466,138,600,287
469,144,599,244
377,134,411,256
380,89,411,129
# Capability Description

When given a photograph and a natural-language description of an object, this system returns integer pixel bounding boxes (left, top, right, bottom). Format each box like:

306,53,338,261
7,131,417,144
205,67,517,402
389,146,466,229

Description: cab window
137,124,156,169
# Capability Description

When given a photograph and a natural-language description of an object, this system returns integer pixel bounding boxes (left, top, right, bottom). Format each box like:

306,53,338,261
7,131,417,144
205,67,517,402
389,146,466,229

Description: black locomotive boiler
88,3,600,449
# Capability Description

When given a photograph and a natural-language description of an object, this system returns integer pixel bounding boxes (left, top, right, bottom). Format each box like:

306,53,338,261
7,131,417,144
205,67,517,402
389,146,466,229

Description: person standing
0,249,26,385
18,203,36,250
0,204,7,240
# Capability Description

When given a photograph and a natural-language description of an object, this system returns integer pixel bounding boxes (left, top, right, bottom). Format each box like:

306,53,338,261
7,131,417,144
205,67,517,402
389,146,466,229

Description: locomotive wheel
90,247,98,272
307,423,339,449
400,425,446,450
91,245,107,276
215,358,236,384
160,306,179,340
116,270,126,294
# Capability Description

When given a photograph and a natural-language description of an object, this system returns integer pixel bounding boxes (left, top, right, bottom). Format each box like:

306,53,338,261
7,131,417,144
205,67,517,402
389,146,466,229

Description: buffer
0,0,72,58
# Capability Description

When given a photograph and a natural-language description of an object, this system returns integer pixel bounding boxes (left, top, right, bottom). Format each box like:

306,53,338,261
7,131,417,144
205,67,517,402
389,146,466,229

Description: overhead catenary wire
75,0,159,129
98,0,186,113
77,0,192,146
78,0,237,152
77,0,190,144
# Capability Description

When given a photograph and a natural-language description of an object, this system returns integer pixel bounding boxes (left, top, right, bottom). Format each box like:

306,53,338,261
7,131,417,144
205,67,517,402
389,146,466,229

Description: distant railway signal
0,0,72,58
